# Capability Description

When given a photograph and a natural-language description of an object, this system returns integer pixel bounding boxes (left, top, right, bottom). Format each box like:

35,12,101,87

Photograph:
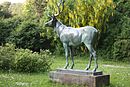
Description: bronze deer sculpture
45,0,98,72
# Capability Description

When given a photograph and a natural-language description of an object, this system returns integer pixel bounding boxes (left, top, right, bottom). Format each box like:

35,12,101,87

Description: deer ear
53,16,57,21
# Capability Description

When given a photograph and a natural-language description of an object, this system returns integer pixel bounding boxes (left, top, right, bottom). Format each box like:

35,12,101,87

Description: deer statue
45,0,98,72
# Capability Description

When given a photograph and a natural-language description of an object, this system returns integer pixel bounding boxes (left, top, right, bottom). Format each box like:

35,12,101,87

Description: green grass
0,55,130,87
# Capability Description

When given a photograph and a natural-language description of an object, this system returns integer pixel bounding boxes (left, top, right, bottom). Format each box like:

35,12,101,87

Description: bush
15,49,52,73
0,43,15,70
112,39,130,61
0,43,52,72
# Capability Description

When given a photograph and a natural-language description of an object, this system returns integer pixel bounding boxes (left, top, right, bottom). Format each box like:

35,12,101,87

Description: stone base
49,68,110,87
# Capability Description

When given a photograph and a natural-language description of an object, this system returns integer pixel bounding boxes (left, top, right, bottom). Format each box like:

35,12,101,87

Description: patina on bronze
45,0,98,72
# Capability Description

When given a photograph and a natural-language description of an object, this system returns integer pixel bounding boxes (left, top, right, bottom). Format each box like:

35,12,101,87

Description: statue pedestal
49,68,110,87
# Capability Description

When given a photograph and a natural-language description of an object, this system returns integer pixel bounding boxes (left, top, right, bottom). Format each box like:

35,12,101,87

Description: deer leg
92,50,98,72
84,44,93,71
85,53,92,70
63,43,69,69
69,46,74,69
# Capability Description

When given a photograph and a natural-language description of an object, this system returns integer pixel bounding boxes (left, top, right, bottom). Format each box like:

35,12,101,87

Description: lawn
0,55,130,87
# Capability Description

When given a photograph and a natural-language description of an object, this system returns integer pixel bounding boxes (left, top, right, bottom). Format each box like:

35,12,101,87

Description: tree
8,20,41,52
9,3,23,16
47,0,114,33
23,0,48,21
0,17,20,45
0,1,12,18
99,0,130,61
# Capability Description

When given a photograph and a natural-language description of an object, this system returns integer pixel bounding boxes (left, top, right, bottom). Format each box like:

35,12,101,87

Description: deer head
45,0,65,27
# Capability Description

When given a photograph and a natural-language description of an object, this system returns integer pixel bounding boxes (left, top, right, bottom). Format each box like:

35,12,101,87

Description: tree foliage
9,3,23,16
99,0,130,61
0,17,20,45
47,0,114,33
23,0,48,20
0,1,12,18
8,20,42,52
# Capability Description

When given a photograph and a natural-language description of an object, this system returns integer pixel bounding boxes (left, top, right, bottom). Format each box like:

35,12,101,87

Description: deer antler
54,0,65,17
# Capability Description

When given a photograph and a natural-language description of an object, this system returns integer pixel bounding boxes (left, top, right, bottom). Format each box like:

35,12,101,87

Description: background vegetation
0,0,129,72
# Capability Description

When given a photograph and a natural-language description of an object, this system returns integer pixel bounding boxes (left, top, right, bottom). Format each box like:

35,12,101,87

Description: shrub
15,49,52,73
0,43,15,70
0,43,52,72
112,39,130,61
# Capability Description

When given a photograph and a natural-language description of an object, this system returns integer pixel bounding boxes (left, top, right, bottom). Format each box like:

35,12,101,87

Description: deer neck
54,21,65,36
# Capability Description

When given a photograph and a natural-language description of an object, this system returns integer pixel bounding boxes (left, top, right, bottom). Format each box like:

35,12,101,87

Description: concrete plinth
49,68,110,87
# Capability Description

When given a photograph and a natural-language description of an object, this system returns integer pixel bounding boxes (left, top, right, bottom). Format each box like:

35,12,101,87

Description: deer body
55,21,98,47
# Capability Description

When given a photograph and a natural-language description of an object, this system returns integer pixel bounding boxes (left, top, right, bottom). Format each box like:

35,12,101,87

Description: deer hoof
70,64,74,69
92,68,97,72
64,63,69,69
